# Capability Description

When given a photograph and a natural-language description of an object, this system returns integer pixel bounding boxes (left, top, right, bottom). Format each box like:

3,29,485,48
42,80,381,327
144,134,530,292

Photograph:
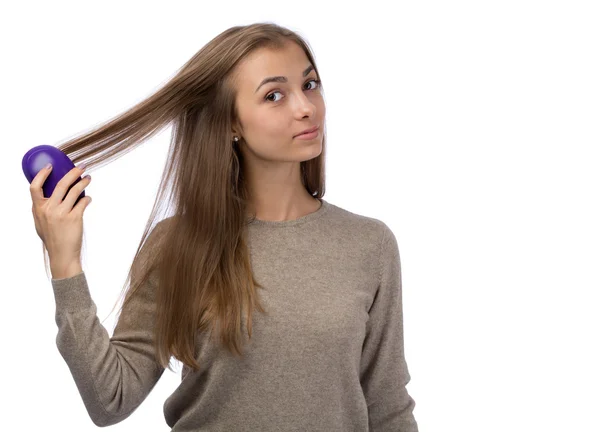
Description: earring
233,136,239,143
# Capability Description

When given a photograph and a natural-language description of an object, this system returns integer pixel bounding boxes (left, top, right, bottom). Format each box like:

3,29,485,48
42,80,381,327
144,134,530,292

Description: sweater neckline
248,198,330,228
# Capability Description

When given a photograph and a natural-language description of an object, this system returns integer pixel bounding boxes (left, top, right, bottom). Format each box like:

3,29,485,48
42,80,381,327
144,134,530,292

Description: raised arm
51,223,167,427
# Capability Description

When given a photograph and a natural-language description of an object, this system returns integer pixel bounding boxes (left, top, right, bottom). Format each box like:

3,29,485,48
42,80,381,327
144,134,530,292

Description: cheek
318,101,326,120
308,95,326,120
252,113,288,138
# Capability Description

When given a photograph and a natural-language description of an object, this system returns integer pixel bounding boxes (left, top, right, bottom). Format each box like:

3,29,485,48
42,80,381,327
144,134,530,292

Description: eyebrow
254,65,315,94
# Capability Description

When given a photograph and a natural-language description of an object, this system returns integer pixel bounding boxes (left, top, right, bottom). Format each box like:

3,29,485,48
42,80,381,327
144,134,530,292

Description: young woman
30,22,418,431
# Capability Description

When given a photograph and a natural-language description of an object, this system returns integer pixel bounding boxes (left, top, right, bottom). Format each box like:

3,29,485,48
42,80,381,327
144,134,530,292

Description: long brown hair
42,22,327,372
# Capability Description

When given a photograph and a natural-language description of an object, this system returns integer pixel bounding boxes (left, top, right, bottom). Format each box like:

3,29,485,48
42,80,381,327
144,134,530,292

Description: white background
1,0,599,431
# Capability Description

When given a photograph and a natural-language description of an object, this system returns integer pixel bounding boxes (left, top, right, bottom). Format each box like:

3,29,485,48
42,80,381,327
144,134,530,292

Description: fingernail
77,162,87,171
45,163,52,170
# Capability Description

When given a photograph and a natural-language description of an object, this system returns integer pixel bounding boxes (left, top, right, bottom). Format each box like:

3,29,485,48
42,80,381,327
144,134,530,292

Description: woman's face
232,41,325,165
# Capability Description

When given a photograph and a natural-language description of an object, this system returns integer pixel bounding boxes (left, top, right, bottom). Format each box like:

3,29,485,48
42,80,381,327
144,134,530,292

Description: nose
293,91,316,116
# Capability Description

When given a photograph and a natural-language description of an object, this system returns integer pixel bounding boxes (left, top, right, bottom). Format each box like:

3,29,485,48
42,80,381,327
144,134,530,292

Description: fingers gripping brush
22,145,86,206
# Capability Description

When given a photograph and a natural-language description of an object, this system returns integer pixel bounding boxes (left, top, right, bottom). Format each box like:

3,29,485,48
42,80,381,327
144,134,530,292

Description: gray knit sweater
50,199,418,431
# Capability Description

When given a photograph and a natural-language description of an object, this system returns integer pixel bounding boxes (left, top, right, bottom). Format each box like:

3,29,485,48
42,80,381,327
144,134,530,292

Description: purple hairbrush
22,145,86,206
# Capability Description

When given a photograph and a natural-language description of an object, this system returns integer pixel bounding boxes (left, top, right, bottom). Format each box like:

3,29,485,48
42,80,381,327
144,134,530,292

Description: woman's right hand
30,164,93,267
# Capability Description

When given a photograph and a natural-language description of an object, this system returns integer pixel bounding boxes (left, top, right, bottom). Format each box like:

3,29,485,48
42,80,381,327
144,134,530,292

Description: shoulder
139,216,179,254
325,200,395,245
151,216,179,236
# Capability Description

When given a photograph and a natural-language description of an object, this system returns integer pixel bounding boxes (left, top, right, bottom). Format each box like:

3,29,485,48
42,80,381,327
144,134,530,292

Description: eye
265,78,322,103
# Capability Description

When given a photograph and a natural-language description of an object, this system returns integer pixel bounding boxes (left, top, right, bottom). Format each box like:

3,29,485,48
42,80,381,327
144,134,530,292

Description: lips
295,125,319,137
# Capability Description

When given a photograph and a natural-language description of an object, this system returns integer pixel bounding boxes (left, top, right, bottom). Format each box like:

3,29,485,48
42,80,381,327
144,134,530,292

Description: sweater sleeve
359,225,419,431
51,223,167,427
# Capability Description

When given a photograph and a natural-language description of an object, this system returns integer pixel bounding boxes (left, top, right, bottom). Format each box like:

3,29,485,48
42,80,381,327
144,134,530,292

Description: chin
298,143,322,161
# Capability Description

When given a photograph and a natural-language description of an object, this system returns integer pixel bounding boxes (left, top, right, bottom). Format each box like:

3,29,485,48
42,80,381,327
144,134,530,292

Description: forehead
235,42,311,88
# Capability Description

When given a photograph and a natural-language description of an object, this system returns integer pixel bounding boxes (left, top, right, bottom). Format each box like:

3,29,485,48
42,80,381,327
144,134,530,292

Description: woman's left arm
360,225,419,432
